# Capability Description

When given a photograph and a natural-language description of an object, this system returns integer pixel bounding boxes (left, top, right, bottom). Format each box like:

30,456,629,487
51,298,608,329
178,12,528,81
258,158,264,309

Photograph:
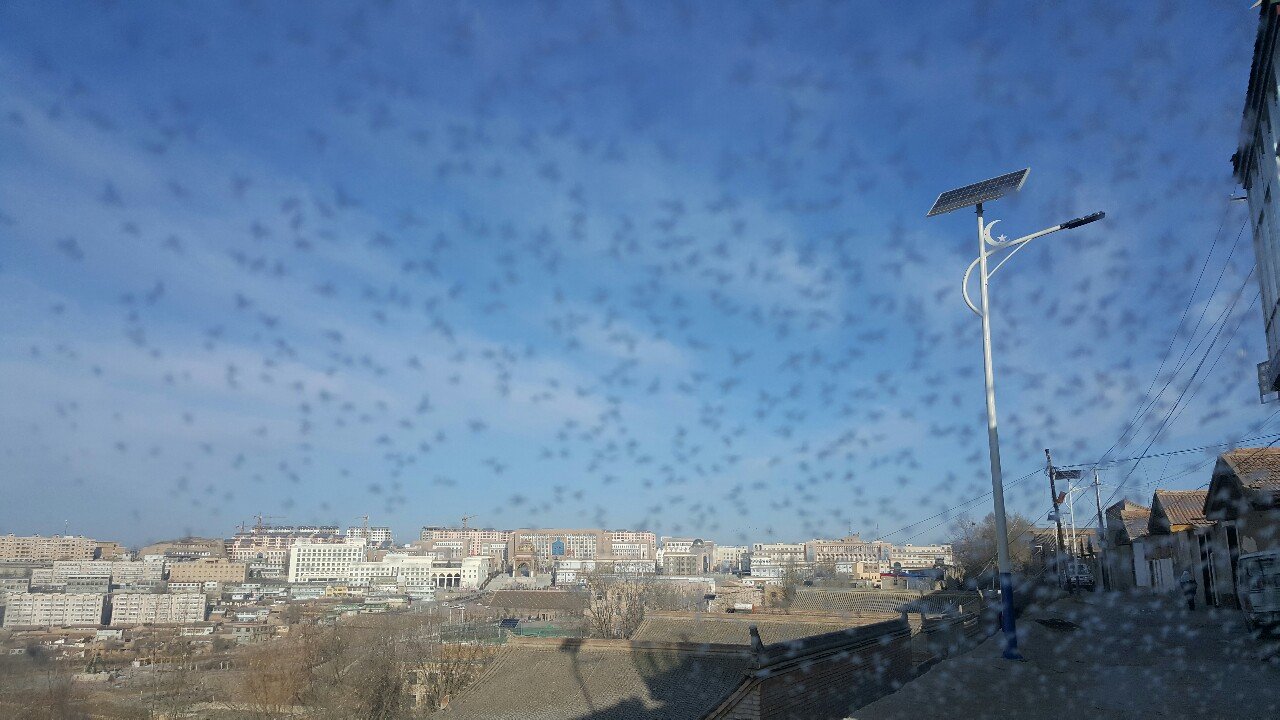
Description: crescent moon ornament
983,219,1003,246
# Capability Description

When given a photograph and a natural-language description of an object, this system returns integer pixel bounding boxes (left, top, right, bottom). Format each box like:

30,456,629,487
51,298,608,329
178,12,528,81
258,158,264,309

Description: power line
1092,211,1247,468
1057,428,1280,469
1100,273,1259,507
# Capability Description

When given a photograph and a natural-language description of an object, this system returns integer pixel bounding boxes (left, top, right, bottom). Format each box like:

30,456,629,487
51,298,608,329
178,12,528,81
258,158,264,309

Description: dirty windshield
1,2,1278,720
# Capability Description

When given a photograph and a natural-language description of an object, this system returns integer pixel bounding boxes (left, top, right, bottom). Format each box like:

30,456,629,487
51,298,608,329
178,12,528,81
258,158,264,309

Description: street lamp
927,168,1103,660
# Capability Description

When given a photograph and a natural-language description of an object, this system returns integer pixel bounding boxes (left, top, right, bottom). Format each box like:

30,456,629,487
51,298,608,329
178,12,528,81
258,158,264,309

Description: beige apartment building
168,558,249,584
809,536,880,566
418,526,512,560
109,593,207,625
0,534,96,562
2,593,105,627
508,528,658,575
94,541,127,560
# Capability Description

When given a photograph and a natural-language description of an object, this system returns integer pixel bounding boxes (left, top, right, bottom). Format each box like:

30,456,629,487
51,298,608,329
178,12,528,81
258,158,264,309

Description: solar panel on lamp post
927,168,1103,661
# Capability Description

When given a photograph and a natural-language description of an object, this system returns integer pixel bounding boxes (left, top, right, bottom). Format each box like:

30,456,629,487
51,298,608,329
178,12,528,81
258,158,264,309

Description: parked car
1064,561,1095,591
1237,549,1280,636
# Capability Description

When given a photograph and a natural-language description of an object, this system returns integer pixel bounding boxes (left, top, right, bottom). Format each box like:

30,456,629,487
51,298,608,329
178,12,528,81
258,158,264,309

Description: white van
1236,549,1280,635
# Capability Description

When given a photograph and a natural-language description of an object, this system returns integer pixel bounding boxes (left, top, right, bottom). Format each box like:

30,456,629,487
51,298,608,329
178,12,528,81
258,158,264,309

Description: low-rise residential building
168,558,249,585
1203,448,1280,607
109,593,207,625
1104,500,1154,591
2,593,105,627
225,622,270,644
1145,489,1212,602
0,535,96,562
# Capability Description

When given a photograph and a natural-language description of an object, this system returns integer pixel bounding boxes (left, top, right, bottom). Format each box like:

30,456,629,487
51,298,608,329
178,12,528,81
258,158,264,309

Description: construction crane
353,514,371,544
461,514,476,530
239,513,285,534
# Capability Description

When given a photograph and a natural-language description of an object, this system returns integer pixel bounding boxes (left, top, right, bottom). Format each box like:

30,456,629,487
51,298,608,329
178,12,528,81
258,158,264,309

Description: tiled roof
443,639,752,720
485,590,588,612
1105,500,1151,543
631,612,863,646
1150,490,1209,533
789,589,922,616
1122,510,1151,542
1221,447,1280,491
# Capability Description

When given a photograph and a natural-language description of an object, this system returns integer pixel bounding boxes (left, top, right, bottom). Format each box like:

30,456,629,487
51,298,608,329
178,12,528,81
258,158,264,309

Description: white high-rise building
287,540,367,583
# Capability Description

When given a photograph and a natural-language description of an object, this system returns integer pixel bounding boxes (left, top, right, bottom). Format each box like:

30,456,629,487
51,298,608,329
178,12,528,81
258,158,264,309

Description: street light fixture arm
985,211,1106,248
962,210,1105,317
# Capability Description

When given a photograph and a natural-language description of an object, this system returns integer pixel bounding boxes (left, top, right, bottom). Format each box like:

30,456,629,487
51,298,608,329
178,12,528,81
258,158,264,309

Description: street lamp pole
963,211,1104,660
973,201,1021,660
929,168,1103,660
966,211,1104,659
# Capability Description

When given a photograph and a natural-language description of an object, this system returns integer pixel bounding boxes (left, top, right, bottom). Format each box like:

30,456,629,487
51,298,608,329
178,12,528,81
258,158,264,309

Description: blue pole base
999,571,1022,660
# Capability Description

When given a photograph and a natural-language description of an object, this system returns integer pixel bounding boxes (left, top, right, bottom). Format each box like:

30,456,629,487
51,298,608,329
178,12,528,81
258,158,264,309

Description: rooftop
485,589,589,612
1220,447,1280,491
630,611,865,646
1148,489,1210,534
443,637,753,720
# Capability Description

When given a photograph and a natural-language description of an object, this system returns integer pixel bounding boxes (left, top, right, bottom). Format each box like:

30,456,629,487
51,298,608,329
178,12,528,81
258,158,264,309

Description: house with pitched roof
1103,500,1152,590
1145,489,1211,602
1202,448,1280,606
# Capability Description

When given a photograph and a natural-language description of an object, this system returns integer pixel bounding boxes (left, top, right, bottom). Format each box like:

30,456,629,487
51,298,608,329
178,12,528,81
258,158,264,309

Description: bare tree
240,634,312,719
582,571,646,639
949,511,1036,581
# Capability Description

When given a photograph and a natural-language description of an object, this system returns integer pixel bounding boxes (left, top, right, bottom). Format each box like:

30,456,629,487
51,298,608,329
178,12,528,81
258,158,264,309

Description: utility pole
1045,449,1069,588
1067,475,1078,560
1092,469,1110,591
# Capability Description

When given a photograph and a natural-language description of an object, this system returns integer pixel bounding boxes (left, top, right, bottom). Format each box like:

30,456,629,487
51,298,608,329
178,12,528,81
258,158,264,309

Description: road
854,591,1280,720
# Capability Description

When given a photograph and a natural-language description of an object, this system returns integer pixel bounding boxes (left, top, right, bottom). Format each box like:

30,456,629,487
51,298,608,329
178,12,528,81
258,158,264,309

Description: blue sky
0,1,1270,548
